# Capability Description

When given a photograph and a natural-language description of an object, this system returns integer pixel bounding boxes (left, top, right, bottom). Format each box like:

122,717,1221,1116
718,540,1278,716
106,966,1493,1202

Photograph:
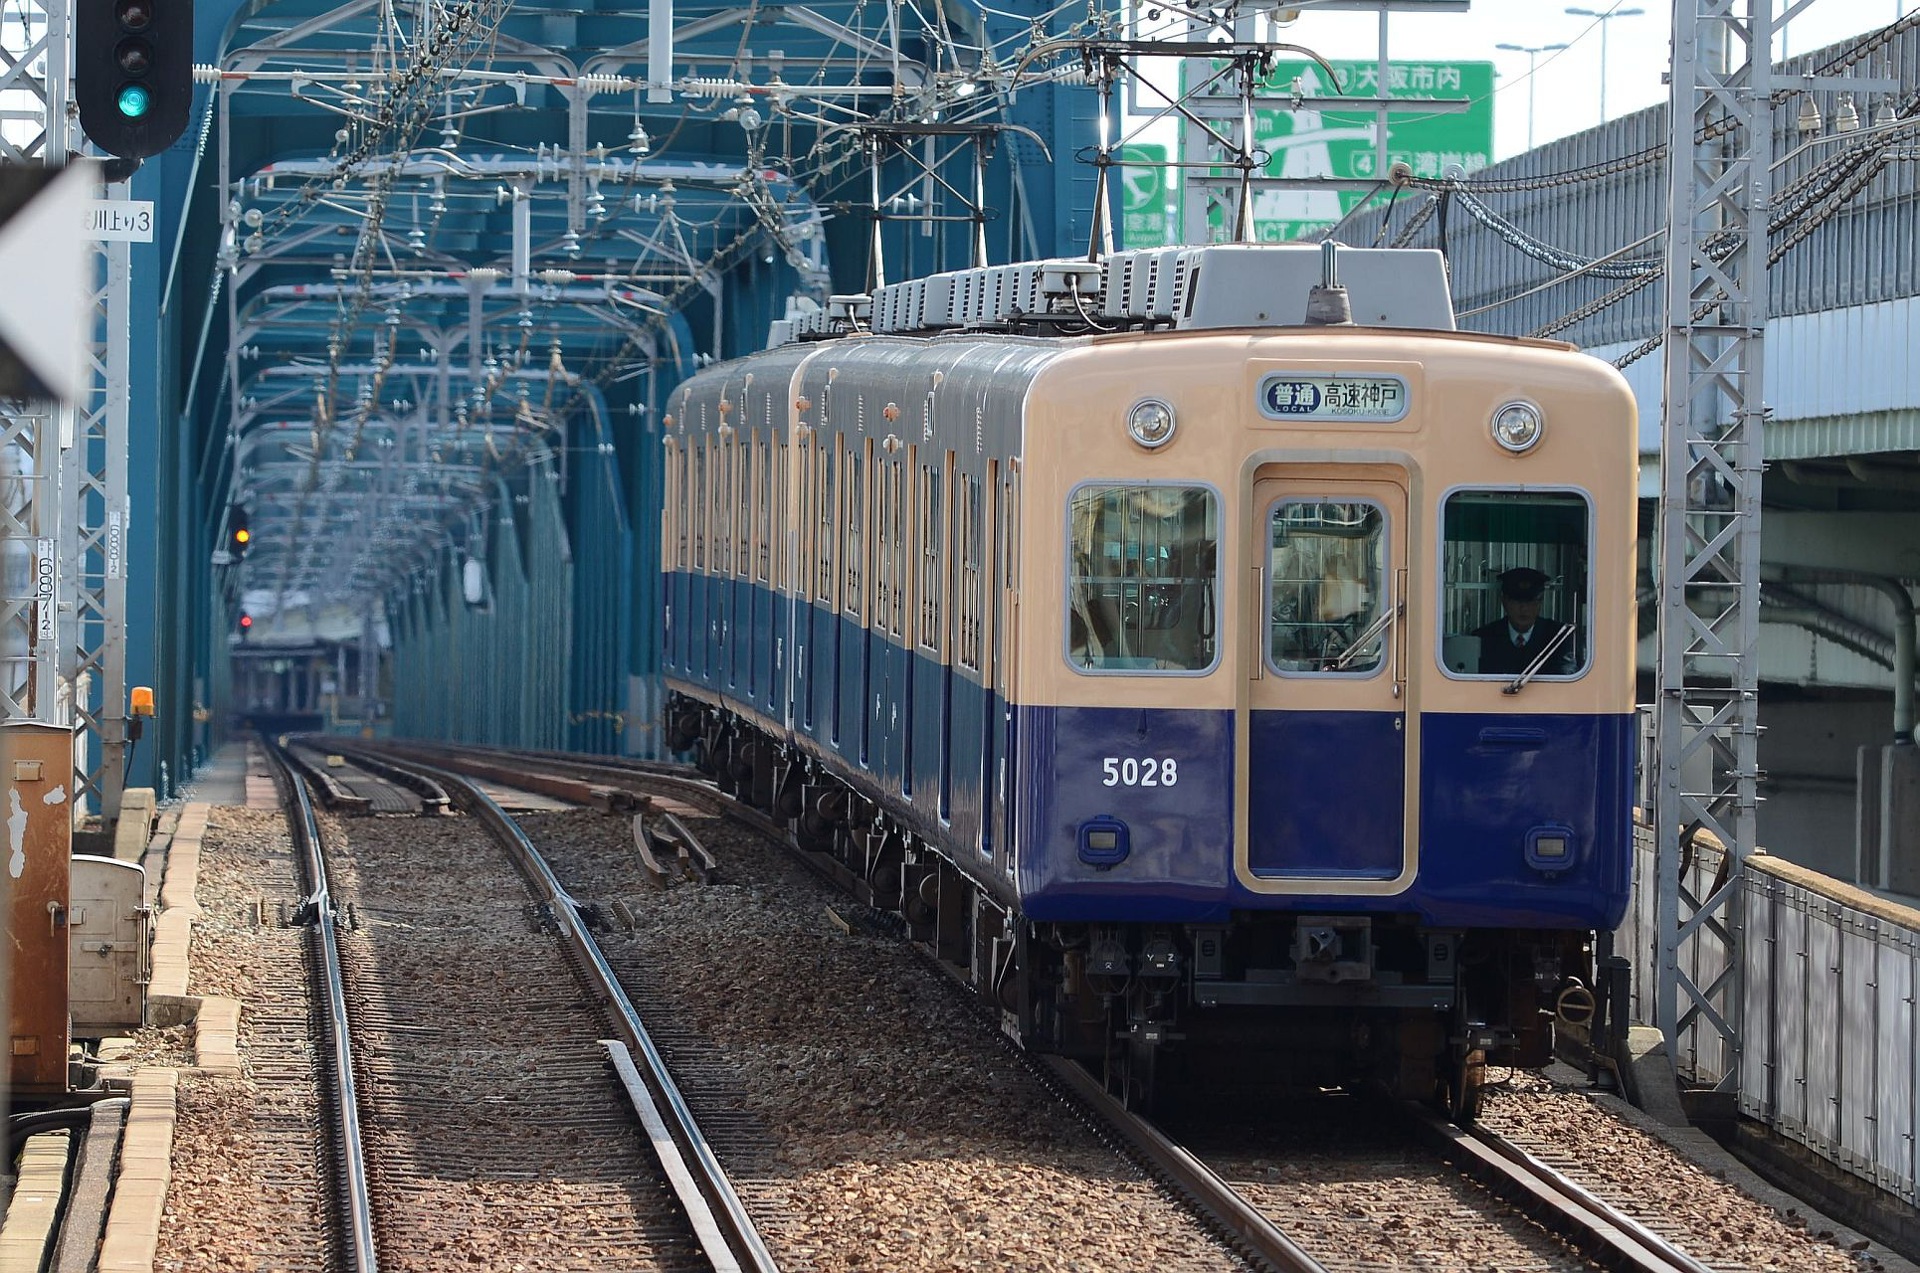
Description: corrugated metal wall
387,457,571,748
566,392,634,756
1339,21,1920,349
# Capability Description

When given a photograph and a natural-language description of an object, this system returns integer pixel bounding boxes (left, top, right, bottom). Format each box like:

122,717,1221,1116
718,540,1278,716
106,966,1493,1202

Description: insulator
573,73,634,95
682,77,744,98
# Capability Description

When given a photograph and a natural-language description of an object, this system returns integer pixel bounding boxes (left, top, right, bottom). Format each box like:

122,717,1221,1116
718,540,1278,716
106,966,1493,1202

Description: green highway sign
1118,143,1174,248
1188,59,1494,244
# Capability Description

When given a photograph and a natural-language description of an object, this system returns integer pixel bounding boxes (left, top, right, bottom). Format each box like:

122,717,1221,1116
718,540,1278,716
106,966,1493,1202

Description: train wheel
1120,1034,1160,1116
1444,1045,1486,1124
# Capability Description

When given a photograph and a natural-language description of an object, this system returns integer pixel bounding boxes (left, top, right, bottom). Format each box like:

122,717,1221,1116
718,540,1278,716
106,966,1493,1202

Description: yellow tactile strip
95,1069,179,1273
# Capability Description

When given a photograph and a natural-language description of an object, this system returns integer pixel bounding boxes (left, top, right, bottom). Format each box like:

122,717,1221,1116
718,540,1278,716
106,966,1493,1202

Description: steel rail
1039,1056,1330,1273
263,739,381,1273
1402,1104,1716,1273
340,744,781,1273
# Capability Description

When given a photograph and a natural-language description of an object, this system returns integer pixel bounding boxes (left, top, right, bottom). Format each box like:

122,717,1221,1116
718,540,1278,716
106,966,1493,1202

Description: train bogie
661,243,1637,1112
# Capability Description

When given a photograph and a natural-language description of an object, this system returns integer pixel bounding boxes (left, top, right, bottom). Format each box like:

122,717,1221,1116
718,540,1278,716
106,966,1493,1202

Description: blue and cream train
659,243,1638,1113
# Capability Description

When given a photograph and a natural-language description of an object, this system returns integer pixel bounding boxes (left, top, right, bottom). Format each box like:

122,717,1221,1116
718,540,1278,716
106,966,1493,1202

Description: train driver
1473,567,1576,676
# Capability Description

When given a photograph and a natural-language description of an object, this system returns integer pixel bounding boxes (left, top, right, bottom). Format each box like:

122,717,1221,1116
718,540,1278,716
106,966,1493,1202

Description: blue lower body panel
1015,704,1236,921
1009,703,1633,930
1412,712,1634,929
1248,710,1404,878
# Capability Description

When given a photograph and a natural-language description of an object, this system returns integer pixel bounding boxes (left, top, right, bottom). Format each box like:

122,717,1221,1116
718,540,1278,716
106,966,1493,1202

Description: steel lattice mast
2,0,132,820
1,0,70,725
1653,0,1772,1083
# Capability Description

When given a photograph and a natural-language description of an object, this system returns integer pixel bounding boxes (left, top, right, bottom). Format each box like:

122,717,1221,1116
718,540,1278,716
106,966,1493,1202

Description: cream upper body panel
1017,326,1639,714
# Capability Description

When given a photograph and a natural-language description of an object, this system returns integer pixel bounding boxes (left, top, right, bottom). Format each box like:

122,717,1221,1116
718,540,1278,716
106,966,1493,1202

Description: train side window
958,474,981,671
675,443,689,570
919,461,943,651
715,434,731,575
692,439,707,572
844,444,864,617
1266,500,1387,676
759,437,776,584
663,440,680,569
741,433,756,583
817,444,836,604
1065,484,1219,674
1439,488,1591,680
875,458,894,628
890,459,909,637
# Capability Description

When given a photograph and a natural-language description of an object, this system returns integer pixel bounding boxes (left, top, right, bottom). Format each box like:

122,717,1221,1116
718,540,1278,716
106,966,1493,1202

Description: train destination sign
1256,373,1409,423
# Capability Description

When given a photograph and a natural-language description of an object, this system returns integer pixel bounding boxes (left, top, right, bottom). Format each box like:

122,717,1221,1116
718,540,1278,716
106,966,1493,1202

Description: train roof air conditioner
1171,244,1455,331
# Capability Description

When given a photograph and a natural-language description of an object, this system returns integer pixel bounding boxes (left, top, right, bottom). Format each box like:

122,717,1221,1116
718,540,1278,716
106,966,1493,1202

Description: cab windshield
1066,484,1218,673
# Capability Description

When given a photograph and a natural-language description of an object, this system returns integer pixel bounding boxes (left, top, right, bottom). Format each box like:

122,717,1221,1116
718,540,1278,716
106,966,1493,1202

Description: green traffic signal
78,0,192,157
116,83,152,118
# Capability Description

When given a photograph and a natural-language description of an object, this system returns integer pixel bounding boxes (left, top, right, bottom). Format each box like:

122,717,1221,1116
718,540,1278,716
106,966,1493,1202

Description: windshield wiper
1503,623,1575,696
1325,601,1402,672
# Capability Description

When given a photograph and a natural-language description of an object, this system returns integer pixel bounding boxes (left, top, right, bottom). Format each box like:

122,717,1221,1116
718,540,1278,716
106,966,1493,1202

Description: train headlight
1525,825,1577,873
1078,817,1131,868
1126,398,1177,450
1491,401,1544,453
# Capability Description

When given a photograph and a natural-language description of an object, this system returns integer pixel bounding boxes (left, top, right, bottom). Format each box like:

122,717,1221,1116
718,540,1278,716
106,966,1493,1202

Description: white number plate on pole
84,200,154,243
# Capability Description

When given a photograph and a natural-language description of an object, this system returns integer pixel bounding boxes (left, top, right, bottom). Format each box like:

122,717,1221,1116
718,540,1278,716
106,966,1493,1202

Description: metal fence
1739,856,1920,1206
1621,820,1920,1207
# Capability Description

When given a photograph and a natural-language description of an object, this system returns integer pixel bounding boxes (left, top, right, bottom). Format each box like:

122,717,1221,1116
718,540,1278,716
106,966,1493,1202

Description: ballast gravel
1479,1071,1881,1272
515,807,1241,1272
152,805,331,1273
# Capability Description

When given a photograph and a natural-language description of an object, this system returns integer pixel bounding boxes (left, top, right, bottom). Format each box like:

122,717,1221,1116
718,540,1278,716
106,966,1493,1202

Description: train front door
1241,471,1417,891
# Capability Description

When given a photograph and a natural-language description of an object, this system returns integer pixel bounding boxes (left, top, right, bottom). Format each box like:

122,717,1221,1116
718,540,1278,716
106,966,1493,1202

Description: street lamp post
1565,6,1645,125
1495,41,1570,151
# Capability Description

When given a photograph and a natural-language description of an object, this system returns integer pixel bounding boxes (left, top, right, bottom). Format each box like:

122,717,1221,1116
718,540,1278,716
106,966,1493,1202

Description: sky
1124,0,1911,162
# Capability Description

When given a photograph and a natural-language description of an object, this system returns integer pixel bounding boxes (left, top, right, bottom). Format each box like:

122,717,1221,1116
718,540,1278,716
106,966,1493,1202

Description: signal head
77,0,195,158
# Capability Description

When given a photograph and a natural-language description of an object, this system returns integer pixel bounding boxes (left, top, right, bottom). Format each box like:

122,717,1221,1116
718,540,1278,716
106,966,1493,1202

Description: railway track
268,738,778,1272
270,739,381,1271
347,738,1251,1270
350,739,1773,1273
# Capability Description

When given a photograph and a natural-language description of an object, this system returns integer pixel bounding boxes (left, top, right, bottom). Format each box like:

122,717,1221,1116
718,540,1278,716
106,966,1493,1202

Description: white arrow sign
0,162,95,403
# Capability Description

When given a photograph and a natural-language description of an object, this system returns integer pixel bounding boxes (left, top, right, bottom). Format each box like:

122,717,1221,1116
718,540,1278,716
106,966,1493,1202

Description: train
658,242,1638,1117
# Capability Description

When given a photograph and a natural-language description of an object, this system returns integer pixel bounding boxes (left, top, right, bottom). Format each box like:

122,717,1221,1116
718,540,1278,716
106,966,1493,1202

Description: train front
1009,252,1638,1109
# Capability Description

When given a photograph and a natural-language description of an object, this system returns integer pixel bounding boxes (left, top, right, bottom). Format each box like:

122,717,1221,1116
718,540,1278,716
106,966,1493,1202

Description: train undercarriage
669,695,1595,1120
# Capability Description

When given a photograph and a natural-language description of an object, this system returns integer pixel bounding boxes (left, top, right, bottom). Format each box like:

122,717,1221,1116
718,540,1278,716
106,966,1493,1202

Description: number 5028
1101,757,1179,787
